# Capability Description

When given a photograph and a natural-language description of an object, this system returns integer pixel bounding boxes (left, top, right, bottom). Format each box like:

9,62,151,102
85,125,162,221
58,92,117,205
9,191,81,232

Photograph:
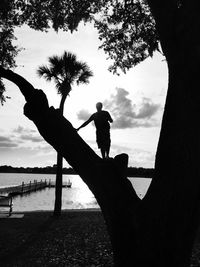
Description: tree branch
0,66,140,210
146,0,178,58
0,66,35,102
0,67,142,265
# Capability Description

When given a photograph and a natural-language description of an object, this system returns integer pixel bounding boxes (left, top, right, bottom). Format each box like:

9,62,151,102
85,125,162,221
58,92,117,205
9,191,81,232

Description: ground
0,210,199,266
0,210,113,267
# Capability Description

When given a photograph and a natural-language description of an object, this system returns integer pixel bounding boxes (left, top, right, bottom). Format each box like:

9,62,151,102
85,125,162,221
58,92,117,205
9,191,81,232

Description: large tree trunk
137,62,200,266
143,1,200,266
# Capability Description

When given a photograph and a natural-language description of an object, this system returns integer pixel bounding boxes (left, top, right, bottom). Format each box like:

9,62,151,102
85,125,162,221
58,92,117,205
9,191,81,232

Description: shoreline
20,208,102,213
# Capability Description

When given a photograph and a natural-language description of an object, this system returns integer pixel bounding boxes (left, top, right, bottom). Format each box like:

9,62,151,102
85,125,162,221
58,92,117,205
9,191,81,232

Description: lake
0,173,152,212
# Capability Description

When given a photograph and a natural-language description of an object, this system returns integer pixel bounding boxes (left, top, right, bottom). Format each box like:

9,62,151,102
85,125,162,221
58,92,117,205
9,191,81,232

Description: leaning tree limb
0,67,141,266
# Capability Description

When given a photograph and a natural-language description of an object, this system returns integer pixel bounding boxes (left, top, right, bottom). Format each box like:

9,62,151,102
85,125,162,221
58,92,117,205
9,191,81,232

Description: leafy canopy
0,0,158,102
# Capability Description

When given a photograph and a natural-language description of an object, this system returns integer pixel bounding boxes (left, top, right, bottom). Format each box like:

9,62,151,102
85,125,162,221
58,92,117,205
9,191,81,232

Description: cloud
77,109,91,121
13,125,44,143
110,143,155,168
82,139,155,168
0,144,57,167
20,134,44,143
13,126,36,134
103,88,161,129
134,97,161,119
0,142,18,148
76,88,161,129
0,136,18,148
130,148,155,167
0,136,10,142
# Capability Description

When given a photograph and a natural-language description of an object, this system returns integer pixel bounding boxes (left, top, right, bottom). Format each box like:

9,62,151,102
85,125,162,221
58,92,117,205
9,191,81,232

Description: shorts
96,129,111,149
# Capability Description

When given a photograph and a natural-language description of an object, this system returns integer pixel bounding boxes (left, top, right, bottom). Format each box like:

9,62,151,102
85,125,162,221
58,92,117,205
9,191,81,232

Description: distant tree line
127,167,154,178
0,165,154,177
0,165,75,174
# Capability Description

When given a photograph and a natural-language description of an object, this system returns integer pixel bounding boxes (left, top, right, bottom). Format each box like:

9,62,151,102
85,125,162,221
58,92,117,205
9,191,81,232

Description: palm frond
77,69,93,85
48,55,64,77
62,51,79,81
62,51,77,66
37,50,93,97
75,62,93,84
37,65,53,82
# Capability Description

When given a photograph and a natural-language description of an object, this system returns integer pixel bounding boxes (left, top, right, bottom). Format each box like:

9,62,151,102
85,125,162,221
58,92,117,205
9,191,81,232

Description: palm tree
37,51,93,216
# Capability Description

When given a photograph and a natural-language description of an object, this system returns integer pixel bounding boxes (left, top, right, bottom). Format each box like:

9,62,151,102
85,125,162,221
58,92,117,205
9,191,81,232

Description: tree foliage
0,0,23,104
0,0,159,102
37,51,93,97
94,0,159,73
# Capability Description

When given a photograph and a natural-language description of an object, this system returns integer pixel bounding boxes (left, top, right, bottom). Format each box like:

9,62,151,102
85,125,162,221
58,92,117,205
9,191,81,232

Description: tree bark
143,1,200,266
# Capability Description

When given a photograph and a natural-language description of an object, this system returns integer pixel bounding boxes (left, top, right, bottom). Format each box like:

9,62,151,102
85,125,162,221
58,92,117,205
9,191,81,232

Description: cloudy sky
0,22,168,168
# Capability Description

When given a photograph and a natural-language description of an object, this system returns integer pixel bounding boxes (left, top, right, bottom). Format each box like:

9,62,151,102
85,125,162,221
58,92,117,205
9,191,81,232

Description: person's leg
105,131,111,158
105,145,110,158
100,148,106,159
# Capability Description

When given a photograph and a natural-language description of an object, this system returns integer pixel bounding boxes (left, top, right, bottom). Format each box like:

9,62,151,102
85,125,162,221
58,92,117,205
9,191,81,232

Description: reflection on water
0,173,151,212
128,177,151,199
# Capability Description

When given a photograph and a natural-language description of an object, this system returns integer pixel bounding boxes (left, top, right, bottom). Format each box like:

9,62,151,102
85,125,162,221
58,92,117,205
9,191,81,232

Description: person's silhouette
77,102,113,159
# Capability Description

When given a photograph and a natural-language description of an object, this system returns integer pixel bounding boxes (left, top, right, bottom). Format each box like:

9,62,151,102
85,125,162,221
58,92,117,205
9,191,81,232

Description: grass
0,210,113,267
0,210,200,267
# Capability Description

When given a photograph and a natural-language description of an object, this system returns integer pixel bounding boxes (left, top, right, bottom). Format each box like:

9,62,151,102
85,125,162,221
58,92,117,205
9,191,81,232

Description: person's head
96,102,103,111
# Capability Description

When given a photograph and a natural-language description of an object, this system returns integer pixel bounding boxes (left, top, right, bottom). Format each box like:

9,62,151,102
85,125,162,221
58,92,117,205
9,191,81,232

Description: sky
0,22,168,168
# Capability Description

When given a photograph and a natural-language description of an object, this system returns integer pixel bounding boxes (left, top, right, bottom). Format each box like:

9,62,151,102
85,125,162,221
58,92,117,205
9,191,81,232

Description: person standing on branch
77,102,113,159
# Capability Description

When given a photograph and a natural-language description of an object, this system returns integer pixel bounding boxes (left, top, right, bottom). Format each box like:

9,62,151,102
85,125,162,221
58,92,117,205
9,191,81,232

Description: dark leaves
37,51,93,97
0,0,159,98
94,0,159,74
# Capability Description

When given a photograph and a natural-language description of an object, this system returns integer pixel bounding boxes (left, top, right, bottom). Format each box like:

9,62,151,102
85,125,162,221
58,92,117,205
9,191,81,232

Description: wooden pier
0,179,72,197
0,179,49,196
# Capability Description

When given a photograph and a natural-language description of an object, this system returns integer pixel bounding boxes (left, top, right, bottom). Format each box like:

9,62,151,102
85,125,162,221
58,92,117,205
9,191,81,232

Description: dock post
35,180,37,191
21,182,24,193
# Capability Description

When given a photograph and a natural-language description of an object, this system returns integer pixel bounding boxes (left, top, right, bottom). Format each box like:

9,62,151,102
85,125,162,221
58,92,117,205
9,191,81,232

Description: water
0,173,152,212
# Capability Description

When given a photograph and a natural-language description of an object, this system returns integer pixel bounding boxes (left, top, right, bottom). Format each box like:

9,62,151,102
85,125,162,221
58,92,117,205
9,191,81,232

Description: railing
0,178,71,197
0,179,50,196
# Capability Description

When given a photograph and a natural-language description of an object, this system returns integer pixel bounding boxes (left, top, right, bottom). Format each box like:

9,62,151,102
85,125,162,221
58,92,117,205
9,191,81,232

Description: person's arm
108,112,113,123
76,116,93,131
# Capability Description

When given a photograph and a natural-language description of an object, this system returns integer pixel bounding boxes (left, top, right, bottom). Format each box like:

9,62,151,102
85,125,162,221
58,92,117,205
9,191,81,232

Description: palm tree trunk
53,94,67,216
53,152,63,216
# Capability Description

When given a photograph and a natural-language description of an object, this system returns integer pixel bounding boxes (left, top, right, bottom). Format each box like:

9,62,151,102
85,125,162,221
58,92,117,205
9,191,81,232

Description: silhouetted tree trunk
54,153,63,216
54,94,67,217
140,1,200,266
